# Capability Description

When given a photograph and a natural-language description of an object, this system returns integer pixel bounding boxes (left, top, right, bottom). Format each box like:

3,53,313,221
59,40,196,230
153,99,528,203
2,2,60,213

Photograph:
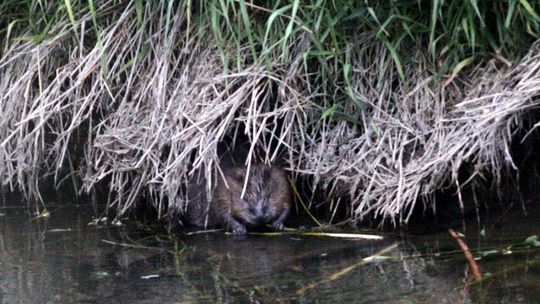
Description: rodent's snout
249,203,268,223
256,212,269,223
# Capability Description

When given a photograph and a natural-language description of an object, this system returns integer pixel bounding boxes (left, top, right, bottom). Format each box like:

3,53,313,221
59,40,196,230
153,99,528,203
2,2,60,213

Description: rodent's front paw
232,223,247,235
271,221,284,231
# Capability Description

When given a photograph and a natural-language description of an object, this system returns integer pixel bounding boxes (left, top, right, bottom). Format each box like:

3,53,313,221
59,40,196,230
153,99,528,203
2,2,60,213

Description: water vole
186,163,292,235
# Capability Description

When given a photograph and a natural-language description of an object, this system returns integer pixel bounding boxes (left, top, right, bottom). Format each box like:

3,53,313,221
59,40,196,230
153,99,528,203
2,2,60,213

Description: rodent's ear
262,165,273,180
232,167,246,183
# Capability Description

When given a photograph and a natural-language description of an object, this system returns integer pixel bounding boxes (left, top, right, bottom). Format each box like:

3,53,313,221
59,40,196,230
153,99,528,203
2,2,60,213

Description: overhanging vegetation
1,1,540,224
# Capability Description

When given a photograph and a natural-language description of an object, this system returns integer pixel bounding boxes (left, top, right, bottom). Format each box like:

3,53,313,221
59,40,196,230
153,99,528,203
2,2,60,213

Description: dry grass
302,40,540,224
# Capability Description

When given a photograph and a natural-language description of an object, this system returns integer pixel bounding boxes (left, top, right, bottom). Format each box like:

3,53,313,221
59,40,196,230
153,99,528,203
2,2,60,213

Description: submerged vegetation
1,0,540,224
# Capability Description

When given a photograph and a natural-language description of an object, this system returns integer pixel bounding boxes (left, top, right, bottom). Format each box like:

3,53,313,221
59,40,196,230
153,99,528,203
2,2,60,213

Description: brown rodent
185,163,292,235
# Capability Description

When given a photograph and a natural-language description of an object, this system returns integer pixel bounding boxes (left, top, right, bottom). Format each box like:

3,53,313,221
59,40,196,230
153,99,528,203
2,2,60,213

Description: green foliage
190,1,540,69
193,0,540,120
2,0,540,99
0,0,539,129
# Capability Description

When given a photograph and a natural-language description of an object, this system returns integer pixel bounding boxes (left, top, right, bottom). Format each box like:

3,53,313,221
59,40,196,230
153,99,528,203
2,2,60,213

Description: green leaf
238,0,258,63
382,39,405,84
321,104,338,120
135,0,144,27
263,4,292,50
525,235,540,247
520,0,540,22
505,1,517,28
5,20,18,44
429,0,440,57
284,0,300,40
468,0,485,27
63,0,77,34
88,0,98,29
449,56,475,80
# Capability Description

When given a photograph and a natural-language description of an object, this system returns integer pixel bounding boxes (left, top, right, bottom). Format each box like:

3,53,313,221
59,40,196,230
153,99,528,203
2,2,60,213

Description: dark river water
0,200,539,303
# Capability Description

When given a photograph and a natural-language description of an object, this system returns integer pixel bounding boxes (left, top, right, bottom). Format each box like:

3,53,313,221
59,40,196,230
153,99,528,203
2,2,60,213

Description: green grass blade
63,0,77,35
520,0,540,22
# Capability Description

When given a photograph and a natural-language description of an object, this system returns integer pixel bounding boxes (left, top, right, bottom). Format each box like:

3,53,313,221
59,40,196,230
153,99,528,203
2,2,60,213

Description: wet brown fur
186,163,292,235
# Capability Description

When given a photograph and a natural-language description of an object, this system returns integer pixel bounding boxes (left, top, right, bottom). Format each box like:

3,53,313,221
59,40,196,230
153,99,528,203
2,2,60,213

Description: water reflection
0,203,539,303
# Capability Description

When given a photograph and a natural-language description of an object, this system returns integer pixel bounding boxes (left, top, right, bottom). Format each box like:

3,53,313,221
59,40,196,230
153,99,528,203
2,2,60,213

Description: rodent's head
218,164,291,226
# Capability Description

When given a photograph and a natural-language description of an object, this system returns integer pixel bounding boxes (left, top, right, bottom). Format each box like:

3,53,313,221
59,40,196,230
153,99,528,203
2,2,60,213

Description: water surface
0,202,539,303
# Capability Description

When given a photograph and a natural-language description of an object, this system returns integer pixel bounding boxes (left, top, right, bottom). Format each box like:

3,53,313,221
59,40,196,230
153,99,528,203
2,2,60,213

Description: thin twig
296,242,399,296
448,228,482,281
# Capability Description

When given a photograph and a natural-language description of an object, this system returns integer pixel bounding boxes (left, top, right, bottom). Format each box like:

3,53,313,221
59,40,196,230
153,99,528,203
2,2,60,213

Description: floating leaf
525,235,540,247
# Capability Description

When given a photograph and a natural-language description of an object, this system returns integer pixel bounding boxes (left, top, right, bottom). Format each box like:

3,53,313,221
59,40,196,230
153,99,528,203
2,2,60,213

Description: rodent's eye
249,205,258,214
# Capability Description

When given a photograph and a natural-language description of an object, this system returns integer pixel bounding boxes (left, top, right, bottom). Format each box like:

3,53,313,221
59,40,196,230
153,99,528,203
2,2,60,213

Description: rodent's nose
250,205,267,222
